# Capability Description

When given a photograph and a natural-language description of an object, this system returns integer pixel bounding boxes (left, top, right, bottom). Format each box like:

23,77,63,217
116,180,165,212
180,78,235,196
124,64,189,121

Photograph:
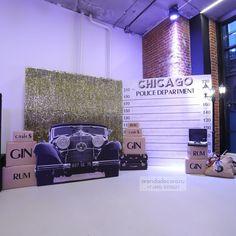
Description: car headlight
92,135,105,148
55,135,70,149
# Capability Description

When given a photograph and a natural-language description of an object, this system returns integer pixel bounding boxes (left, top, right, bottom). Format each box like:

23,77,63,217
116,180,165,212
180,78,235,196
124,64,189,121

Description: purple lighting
169,5,180,21
169,22,181,76
170,14,179,21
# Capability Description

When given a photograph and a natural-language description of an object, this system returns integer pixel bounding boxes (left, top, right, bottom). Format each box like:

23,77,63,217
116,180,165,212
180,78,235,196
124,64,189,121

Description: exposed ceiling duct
123,0,157,33
44,0,236,35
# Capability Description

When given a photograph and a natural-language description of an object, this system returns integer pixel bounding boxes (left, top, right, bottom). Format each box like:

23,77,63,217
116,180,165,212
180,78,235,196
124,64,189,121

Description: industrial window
223,19,236,75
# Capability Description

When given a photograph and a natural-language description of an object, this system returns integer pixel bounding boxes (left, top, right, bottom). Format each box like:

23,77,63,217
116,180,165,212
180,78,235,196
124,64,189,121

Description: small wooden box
6,141,36,167
128,123,140,128
2,165,36,190
187,145,208,159
123,137,145,155
125,128,142,137
13,131,34,142
185,158,208,175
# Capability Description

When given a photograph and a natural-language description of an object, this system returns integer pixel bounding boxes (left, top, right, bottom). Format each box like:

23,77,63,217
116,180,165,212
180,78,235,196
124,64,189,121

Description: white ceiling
44,0,236,35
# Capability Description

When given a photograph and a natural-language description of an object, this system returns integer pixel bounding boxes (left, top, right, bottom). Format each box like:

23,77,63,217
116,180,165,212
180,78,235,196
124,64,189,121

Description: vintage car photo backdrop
24,68,122,185
24,68,123,142
123,75,213,165
34,123,121,186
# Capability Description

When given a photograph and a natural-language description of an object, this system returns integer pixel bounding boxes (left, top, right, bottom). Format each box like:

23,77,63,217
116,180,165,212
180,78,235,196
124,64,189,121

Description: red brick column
143,17,191,78
209,20,220,153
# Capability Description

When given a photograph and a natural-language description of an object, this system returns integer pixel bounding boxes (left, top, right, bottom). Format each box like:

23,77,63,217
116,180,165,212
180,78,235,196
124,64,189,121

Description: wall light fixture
169,5,180,21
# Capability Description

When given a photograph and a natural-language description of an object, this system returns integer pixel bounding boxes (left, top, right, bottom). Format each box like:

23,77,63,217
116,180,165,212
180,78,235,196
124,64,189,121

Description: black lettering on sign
190,163,202,169
193,151,206,156
13,172,31,180
127,142,142,150
10,149,33,159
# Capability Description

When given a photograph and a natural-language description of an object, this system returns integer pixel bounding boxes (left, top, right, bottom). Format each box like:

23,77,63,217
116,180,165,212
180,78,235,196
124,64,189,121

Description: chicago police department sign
123,75,212,165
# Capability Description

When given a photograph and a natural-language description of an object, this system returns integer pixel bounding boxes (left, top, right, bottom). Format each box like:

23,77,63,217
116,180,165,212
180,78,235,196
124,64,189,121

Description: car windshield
52,125,106,137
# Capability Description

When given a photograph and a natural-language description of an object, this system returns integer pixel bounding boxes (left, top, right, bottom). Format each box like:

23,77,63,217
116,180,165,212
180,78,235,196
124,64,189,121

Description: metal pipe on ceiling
74,0,81,73
179,0,200,12
179,0,192,11
78,12,85,74
74,0,79,12
113,0,140,28
124,0,157,33
89,14,111,79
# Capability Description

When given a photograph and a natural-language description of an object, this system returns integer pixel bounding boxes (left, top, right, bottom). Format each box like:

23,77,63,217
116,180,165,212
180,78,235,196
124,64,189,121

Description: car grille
62,135,94,163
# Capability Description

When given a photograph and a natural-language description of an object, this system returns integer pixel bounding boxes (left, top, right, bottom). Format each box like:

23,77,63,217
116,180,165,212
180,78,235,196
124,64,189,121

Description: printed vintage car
34,123,121,186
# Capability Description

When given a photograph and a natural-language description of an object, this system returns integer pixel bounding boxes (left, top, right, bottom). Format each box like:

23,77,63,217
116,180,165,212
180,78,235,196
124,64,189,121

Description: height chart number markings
123,75,213,161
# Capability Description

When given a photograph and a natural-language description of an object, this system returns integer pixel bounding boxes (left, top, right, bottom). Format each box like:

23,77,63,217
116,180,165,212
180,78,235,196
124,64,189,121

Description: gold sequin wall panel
24,68,122,142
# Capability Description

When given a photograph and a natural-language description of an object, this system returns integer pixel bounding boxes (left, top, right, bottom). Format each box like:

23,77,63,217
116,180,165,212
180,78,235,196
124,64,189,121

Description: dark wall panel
190,14,211,75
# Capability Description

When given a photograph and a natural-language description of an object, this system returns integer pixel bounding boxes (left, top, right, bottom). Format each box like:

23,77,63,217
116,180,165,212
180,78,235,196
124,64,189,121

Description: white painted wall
0,0,143,153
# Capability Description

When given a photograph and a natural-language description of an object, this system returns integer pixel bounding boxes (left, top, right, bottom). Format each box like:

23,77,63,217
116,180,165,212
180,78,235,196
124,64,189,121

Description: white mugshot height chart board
123,75,213,165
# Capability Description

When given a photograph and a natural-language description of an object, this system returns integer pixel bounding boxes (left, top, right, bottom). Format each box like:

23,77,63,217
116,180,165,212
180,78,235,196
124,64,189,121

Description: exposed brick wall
142,17,220,153
209,20,220,153
143,17,191,78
